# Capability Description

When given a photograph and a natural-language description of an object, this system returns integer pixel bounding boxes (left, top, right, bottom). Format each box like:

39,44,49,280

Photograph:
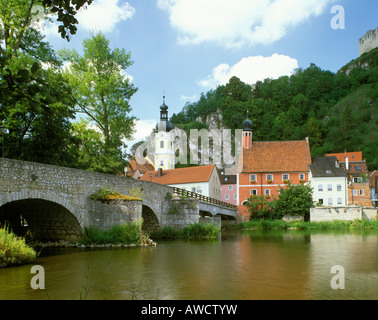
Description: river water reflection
1,229,377,300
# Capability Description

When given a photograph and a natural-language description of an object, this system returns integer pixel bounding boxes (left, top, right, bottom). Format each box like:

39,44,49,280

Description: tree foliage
273,182,314,219
59,32,138,173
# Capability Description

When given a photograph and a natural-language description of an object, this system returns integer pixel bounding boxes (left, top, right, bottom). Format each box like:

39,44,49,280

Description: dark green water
1,230,377,300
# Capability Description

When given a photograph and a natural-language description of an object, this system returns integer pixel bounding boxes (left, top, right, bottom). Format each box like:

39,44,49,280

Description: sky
42,0,378,150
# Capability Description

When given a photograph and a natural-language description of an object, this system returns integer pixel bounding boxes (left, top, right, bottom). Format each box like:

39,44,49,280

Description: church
139,97,222,200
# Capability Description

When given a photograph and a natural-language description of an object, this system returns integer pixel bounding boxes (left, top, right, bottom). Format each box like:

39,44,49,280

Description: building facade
310,156,348,206
359,27,378,56
140,164,222,200
236,116,311,219
220,170,237,205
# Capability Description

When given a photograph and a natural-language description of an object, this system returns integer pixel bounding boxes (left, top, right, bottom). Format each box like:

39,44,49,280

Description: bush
151,223,220,240
80,220,149,245
0,226,36,267
273,182,314,219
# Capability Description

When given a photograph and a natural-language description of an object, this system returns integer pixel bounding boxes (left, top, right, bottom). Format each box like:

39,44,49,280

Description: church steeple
156,96,173,132
155,96,175,170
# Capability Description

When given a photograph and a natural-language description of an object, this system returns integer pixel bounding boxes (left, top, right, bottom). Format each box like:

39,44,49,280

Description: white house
139,164,222,200
309,156,348,206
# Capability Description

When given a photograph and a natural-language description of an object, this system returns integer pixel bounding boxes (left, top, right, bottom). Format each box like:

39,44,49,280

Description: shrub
0,226,36,267
80,220,149,245
151,223,220,240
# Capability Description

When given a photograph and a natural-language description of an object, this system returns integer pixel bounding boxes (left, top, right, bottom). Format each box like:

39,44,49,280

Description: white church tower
154,96,175,170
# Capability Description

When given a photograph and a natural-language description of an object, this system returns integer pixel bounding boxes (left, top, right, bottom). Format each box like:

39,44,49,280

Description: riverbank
224,219,378,231
150,223,220,240
0,227,36,268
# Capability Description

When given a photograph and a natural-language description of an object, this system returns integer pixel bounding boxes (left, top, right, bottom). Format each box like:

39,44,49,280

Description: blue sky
43,0,378,149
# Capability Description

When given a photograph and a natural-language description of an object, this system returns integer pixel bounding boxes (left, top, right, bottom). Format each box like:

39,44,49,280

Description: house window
328,184,333,191
234,194,237,199
160,141,164,148
318,185,323,192
282,174,289,182
328,198,333,205
197,188,202,194
353,177,363,183
352,189,357,196
266,174,273,182
250,189,257,196
299,174,305,180
225,194,230,200
225,177,228,182
228,185,233,191
265,189,270,196
192,187,196,193
360,189,364,196
250,174,257,182
337,198,343,205
337,184,342,191
160,161,164,167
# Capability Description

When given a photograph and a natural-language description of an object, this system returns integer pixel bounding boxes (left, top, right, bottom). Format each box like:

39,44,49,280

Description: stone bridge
0,158,237,241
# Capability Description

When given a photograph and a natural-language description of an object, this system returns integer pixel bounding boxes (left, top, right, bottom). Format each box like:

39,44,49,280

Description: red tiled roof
139,165,216,185
240,140,311,173
326,151,363,162
127,158,155,176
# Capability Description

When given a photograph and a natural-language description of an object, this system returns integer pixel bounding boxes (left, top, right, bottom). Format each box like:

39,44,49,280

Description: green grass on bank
223,219,378,231
150,223,220,240
79,220,150,245
0,226,37,268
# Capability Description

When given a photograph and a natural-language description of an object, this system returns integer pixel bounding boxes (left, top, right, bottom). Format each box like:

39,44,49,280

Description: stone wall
362,208,378,221
88,199,142,231
359,28,378,56
161,198,200,229
310,207,362,222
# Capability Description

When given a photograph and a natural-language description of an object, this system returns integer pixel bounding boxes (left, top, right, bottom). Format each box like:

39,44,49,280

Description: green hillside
171,48,378,170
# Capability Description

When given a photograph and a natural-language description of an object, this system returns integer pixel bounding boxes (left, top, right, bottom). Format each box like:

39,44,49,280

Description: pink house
220,170,237,205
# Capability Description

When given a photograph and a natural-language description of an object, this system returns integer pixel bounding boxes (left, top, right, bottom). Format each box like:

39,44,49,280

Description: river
0,229,377,300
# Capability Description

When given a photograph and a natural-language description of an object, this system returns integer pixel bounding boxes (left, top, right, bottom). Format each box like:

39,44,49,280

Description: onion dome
242,111,253,131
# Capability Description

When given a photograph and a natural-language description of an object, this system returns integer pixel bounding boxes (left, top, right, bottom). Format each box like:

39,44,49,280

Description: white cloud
157,0,332,47
199,54,299,88
130,119,157,142
76,0,135,33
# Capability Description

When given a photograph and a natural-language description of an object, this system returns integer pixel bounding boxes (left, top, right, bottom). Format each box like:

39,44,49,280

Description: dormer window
326,170,332,174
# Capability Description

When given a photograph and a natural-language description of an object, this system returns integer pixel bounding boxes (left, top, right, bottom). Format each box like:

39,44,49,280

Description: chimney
158,168,163,177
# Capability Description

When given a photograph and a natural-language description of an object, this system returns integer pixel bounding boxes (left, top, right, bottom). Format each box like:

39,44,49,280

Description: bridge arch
142,203,160,234
0,198,83,242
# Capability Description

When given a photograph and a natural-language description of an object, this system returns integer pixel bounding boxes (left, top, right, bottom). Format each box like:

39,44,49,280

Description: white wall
167,167,222,200
311,177,348,206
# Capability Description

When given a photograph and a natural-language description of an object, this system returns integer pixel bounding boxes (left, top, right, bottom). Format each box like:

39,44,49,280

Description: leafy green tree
273,182,314,220
246,195,273,220
69,120,126,174
59,33,137,173
0,1,79,165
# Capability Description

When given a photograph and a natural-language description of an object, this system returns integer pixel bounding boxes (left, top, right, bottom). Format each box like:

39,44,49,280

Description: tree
59,32,138,173
273,182,314,220
246,195,273,220
0,1,78,165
